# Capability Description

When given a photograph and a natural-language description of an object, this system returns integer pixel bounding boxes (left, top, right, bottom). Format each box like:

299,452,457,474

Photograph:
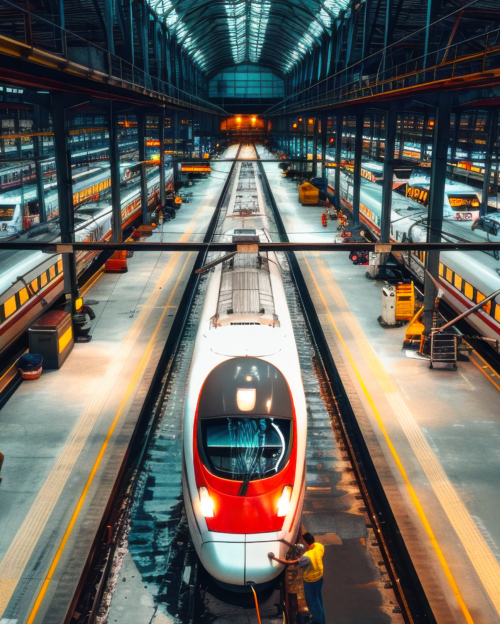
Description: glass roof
147,0,350,75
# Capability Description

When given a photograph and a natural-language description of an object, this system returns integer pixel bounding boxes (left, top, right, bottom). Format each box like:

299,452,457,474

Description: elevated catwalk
0,145,239,624
259,146,500,624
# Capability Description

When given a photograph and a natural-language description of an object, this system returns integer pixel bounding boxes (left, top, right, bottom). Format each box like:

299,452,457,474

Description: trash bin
16,353,43,379
28,310,74,369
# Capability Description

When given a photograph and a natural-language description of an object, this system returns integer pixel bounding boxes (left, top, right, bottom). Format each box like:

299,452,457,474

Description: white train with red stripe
338,172,500,344
182,160,307,590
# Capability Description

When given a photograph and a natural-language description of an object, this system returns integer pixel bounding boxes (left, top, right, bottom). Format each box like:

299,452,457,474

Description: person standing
269,532,325,624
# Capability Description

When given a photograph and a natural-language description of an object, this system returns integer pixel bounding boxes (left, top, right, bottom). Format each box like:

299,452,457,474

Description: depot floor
259,146,500,624
0,145,238,624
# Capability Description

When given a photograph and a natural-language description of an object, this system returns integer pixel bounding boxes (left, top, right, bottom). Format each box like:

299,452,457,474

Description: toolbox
28,310,74,369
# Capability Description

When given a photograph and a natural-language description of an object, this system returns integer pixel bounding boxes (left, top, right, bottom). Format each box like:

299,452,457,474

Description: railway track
71,143,432,624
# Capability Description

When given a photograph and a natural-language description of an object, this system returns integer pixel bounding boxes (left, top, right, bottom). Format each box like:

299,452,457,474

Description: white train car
183,160,307,590
0,168,171,351
339,173,500,342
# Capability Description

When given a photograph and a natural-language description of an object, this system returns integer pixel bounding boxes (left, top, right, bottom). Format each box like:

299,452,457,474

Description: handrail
266,5,500,115
0,0,227,115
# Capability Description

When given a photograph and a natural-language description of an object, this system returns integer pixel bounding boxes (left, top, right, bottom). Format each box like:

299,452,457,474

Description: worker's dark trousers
303,577,325,624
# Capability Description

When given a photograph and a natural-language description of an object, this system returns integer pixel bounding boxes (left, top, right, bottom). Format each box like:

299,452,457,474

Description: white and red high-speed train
182,158,307,589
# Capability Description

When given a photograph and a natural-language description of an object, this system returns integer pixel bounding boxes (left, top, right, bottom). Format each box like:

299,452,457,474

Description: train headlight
236,388,256,412
277,486,292,517
198,486,214,518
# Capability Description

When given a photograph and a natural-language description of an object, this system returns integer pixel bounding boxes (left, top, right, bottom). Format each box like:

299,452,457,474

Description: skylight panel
226,1,247,63
249,0,271,62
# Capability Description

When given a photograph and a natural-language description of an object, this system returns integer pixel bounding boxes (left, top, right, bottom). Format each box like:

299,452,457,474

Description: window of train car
464,282,474,300
200,417,291,480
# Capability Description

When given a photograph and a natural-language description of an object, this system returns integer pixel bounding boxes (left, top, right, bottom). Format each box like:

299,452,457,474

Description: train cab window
197,357,294,481
464,282,473,300
446,268,453,283
454,274,462,291
200,417,291,481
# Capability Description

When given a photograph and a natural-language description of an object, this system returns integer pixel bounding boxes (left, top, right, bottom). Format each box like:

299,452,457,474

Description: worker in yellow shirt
269,532,325,624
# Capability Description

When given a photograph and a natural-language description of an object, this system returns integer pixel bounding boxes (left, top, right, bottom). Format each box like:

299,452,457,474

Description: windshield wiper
238,472,250,496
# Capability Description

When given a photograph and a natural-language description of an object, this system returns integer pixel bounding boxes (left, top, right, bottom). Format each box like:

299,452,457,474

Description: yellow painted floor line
25,254,193,624
311,254,500,618
302,253,476,624
0,190,218,618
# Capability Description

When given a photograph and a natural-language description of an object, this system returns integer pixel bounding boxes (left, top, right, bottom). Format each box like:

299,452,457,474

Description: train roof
409,172,480,195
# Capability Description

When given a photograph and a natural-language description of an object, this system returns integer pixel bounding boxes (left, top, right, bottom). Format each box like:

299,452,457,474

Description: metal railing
266,19,500,115
0,0,227,115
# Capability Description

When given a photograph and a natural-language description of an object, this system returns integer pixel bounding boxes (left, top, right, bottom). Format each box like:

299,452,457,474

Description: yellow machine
395,281,415,321
403,306,425,348
299,182,319,205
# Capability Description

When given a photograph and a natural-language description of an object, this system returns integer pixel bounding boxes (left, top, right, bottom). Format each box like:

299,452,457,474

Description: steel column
159,108,166,209
33,134,46,223
481,109,497,217
138,110,149,225
352,110,364,225
312,118,318,177
381,104,397,242
53,94,80,309
109,103,122,243
103,0,115,54
334,114,342,211
321,114,328,177
424,93,452,332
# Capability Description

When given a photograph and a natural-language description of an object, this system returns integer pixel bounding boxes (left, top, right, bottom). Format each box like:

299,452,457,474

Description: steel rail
255,147,434,623
66,144,242,624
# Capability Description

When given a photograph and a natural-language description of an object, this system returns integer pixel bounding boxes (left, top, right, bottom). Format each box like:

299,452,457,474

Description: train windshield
200,417,291,481
197,357,294,480
0,205,16,221
447,194,480,211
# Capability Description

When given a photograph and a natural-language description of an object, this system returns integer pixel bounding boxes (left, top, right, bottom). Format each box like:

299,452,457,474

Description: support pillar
381,104,397,243
137,109,149,224
481,109,497,217
369,113,374,159
334,114,342,211
109,102,122,243
159,108,166,208
352,110,364,225
424,92,452,333
321,114,328,177
303,120,308,173
312,117,318,178
33,133,46,223
53,93,80,310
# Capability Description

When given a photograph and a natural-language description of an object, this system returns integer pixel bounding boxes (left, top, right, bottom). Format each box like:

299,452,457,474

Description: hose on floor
249,584,263,624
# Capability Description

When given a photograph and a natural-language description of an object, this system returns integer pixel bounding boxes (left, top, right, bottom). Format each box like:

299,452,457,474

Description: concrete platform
260,148,500,624
0,145,238,624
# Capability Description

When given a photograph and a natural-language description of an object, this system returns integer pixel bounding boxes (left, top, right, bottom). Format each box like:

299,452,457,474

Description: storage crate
29,310,74,369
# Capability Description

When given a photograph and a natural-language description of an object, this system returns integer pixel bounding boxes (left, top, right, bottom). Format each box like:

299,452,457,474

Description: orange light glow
237,117,242,122
298,118,302,122
251,117,256,122
292,123,297,129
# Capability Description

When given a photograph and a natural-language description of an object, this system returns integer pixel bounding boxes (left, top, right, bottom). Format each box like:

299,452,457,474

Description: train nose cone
201,539,283,587
244,539,283,585
201,541,245,585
